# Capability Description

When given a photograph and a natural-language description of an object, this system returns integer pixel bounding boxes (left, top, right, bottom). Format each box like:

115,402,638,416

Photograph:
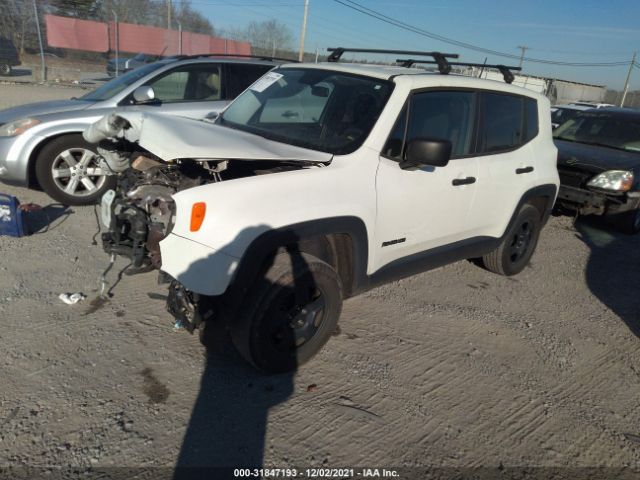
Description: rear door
468,92,540,238
373,89,480,269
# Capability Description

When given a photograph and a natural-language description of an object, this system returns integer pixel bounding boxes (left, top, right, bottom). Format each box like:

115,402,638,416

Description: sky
189,0,640,90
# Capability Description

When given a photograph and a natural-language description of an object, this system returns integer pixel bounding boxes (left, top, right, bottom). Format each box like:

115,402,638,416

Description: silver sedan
0,57,276,204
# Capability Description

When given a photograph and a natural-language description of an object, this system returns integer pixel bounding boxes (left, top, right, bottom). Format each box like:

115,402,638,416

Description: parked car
0,37,20,76
107,53,158,77
89,49,559,373
551,104,594,129
0,56,282,205
554,107,640,233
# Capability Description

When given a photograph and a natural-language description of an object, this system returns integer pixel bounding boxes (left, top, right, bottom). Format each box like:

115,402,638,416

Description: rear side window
225,63,274,99
524,98,539,142
480,92,523,152
479,93,538,153
383,90,476,160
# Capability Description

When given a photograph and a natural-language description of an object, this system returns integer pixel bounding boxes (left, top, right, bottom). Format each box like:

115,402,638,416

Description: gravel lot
1,83,640,479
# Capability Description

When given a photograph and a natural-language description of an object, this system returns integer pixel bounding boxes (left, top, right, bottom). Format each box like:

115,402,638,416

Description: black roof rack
397,59,522,84
168,53,299,63
327,47,458,74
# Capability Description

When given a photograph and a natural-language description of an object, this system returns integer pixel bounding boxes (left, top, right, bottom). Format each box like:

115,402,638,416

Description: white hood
113,111,333,163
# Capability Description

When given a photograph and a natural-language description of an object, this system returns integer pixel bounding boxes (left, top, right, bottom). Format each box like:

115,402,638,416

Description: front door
374,90,480,270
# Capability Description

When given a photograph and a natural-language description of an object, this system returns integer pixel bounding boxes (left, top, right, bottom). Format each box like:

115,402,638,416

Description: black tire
481,204,542,276
231,252,343,374
0,63,11,76
34,134,116,206
608,209,640,235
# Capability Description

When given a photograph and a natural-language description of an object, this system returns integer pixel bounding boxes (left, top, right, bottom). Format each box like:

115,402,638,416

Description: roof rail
397,59,522,84
327,47,458,74
168,53,299,63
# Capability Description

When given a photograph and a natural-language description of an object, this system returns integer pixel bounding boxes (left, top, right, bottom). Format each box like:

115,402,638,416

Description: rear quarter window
479,92,538,154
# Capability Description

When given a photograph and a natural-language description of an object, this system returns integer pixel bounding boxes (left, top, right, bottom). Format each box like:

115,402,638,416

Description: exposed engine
101,157,224,269
84,112,321,331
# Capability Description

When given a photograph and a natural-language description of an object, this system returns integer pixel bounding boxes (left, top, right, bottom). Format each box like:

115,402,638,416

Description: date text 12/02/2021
233,468,400,478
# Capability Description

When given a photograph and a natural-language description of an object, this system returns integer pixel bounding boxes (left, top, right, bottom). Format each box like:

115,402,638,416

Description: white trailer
460,67,606,105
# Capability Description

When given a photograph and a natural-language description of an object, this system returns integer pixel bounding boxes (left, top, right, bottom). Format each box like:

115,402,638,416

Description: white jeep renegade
90,48,559,373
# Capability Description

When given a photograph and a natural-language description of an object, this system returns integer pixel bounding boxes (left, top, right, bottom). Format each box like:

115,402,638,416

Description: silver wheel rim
51,147,108,197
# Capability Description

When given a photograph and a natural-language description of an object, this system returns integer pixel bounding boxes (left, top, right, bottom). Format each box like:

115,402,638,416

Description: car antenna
478,57,487,78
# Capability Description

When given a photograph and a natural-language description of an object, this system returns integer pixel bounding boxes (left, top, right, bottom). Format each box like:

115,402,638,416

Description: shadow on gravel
173,228,323,478
24,203,73,234
576,216,640,337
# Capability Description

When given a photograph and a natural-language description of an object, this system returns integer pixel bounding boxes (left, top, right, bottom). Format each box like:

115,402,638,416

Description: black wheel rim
268,285,326,353
508,220,533,264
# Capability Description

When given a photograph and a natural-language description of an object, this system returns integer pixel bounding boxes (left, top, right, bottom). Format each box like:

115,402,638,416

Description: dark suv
554,108,640,233
0,37,20,76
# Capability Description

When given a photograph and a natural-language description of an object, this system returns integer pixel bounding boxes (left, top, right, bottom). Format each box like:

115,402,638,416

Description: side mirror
204,111,220,123
400,138,452,170
132,86,157,104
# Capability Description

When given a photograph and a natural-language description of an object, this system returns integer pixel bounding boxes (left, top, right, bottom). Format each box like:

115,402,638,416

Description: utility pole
178,21,182,55
113,10,119,77
298,0,309,62
621,51,636,107
517,45,528,69
33,0,45,82
167,0,172,30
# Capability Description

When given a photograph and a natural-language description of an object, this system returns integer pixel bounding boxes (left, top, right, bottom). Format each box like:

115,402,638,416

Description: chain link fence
0,0,256,87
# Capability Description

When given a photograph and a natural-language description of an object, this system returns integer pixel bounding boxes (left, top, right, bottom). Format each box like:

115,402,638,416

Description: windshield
220,68,394,155
553,112,640,152
79,63,165,101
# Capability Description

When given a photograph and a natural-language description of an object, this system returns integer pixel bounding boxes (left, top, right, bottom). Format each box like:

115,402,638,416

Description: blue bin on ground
0,193,27,237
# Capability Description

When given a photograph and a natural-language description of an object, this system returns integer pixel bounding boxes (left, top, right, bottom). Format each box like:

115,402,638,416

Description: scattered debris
306,384,318,392
58,292,86,305
18,203,42,212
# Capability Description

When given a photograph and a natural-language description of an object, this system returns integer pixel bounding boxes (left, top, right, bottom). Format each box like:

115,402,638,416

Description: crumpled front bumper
159,233,239,297
557,184,640,216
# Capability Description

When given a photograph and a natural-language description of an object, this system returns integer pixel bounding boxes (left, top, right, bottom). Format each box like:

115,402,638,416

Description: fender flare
226,216,370,302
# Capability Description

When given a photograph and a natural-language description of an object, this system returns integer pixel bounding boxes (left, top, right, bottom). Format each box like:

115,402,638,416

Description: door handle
516,166,534,174
452,177,476,186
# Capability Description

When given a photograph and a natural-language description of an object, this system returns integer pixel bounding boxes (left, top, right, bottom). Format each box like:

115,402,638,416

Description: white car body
124,63,560,296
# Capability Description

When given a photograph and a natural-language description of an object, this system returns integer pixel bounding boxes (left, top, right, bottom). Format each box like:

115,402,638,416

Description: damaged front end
83,111,328,331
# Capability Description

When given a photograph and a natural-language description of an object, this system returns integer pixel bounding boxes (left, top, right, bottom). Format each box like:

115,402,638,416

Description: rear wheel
231,252,343,373
481,204,542,276
0,63,11,76
35,134,115,205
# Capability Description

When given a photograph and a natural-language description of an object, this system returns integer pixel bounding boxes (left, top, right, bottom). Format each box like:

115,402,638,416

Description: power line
332,0,632,67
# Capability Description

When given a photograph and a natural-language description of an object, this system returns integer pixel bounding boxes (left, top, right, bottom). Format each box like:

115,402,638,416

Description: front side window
147,64,222,102
383,90,476,160
220,68,393,155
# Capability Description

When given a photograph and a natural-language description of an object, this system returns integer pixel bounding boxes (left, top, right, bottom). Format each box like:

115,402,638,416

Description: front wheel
481,204,542,276
608,208,640,235
34,134,115,205
0,63,11,76
231,252,343,374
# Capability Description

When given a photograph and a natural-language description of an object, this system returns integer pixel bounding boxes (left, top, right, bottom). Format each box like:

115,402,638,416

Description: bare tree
225,19,293,57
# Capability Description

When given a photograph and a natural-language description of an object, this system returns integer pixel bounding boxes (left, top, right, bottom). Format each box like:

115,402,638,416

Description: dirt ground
1,83,640,479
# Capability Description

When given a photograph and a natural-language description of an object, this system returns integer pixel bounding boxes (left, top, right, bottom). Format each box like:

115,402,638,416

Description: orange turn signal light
190,202,206,232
